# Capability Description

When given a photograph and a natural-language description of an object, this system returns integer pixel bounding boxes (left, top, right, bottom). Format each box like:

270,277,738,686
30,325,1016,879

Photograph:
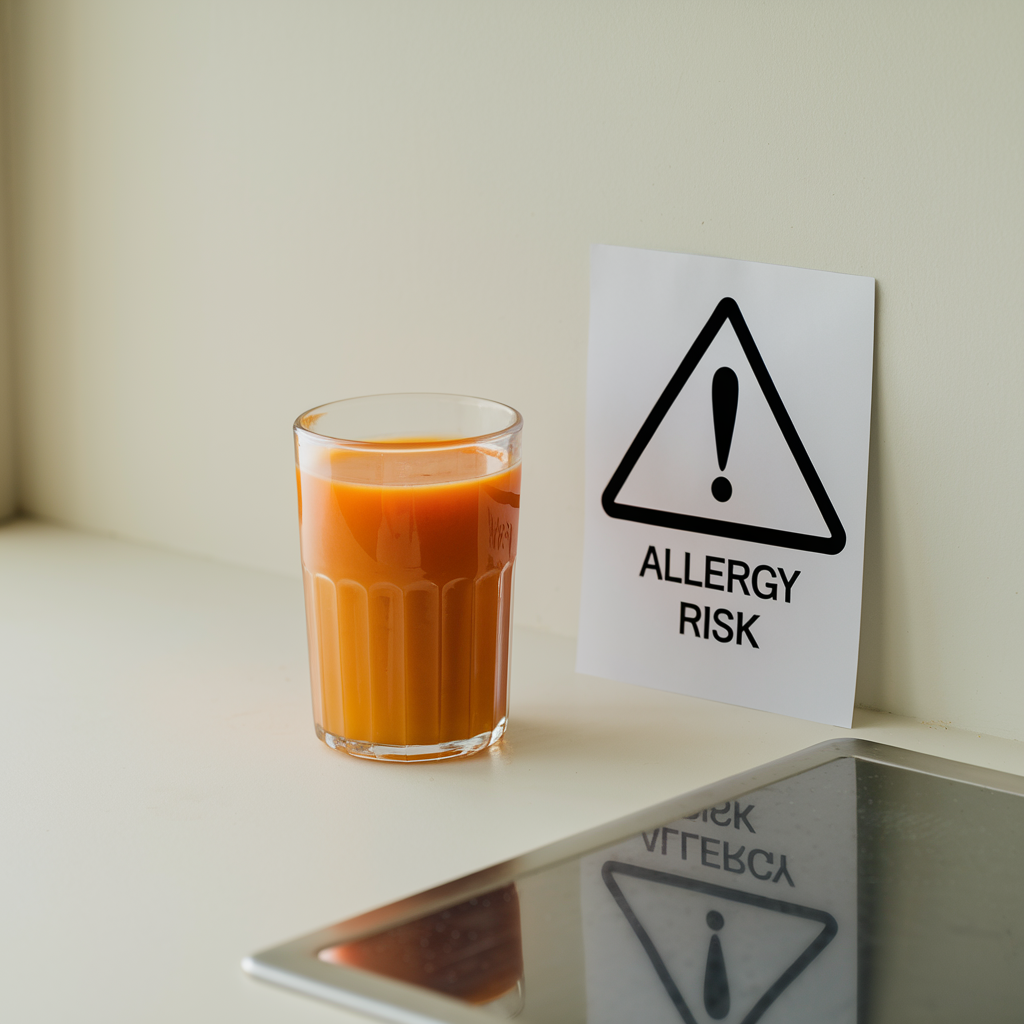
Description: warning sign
602,297,846,556
602,864,836,1024
577,246,874,727
580,758,857,1023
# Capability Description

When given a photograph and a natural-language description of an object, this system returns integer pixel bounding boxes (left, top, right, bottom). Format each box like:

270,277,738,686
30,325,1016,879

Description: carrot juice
294,395,522,762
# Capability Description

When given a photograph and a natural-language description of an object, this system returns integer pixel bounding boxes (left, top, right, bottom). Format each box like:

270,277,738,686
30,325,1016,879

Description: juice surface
297,443,520,749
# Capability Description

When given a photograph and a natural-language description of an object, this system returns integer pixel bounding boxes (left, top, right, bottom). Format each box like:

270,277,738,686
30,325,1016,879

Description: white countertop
2,519,1021,1022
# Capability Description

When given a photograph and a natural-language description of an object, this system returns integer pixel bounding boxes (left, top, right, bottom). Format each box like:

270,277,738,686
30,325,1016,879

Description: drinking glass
294,394,522,762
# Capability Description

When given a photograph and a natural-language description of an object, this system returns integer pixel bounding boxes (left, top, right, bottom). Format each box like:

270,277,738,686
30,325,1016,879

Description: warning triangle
602,861,837,1024
601,298,846,555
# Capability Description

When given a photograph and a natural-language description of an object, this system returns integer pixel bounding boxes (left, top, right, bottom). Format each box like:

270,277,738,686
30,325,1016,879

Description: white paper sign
577,246,874,726
580,759,858,1024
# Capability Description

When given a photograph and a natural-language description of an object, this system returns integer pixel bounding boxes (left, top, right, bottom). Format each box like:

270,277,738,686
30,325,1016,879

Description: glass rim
293,392,523,451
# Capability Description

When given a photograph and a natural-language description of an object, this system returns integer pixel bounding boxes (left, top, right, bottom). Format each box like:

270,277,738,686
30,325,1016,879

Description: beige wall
6,1,1023,737
0,2,14,521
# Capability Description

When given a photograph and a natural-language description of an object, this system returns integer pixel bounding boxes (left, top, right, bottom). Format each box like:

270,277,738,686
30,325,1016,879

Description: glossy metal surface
243,739,1024,1023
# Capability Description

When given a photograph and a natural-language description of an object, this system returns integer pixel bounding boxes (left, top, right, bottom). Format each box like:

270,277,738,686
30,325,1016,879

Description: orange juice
296,442,520,758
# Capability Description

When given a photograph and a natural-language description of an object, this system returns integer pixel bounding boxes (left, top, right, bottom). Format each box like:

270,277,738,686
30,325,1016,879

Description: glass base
479,977,524,1018
317,716,508,762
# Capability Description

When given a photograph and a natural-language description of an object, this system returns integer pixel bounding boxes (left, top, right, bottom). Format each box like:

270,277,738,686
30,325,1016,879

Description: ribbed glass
294,394,522,762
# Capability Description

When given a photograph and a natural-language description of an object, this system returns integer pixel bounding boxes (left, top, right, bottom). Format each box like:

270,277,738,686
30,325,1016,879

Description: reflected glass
319,884,524,1017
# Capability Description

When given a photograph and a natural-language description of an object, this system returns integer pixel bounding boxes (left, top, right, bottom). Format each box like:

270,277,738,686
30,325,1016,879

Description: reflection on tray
319,883,524,1017
246,744,1024,1023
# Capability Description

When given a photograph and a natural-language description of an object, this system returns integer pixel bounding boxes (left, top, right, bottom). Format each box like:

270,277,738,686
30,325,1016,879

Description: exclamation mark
703,910,730,1020
711,367,738,502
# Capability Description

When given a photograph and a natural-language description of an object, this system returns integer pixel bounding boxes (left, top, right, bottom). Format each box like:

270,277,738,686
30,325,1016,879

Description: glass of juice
294,393,522,762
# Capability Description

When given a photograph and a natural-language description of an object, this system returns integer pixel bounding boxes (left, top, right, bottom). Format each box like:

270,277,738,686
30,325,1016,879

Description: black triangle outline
601,860,838,1024
600,297,847,555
